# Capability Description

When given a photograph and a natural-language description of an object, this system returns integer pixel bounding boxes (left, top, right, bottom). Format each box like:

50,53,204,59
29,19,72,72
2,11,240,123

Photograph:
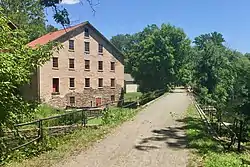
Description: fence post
81,110,84,127
105,104,109,111
84,111,87,127
136,97,140,108
38,120,43,142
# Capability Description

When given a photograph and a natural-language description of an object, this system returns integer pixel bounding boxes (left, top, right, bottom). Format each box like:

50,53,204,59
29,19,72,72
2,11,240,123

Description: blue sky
46,0,250,53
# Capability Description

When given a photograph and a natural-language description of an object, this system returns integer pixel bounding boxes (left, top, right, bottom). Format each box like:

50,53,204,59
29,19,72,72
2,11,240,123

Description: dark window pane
53,57,58,68
98,61,103,71
69,40,74,50
98,78,103,87
69,58,74,68
111,62,115,71
111,78,115,87
85,78,90,87
85,60,90,70
69,78,75,87
70,96,75,106
111,95,115,102
84,28,89,37
98,43,103,53
85,42,90,52
52,78,59,92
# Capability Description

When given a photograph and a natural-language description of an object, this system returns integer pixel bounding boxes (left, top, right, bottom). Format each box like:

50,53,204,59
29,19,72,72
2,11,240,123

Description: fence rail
193,99,245,151
1,88,167,152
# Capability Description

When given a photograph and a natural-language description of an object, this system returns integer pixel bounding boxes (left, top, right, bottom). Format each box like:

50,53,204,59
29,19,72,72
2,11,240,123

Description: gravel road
56,89,191,167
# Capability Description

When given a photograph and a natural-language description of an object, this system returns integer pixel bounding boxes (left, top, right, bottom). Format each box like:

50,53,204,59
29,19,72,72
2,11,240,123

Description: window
69,58,74,69
69,40,74,50
52,78,59,93
69,78,75,88
85,78,90,88
111,95,115,102
69,96,75,106
111,62,115,71
98,78,103,88
85,60,90,70
98,43,103,53
85,42,90,53
98,61,103,71
52,57,58,68
111,78,115,88
84,28,89,37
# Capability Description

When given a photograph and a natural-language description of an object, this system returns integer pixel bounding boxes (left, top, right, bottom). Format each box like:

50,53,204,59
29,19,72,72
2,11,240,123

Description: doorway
96,97,102,107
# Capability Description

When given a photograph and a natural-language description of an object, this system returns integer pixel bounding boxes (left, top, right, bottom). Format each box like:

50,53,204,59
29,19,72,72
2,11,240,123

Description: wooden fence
1,88,167,152
193,99,250,152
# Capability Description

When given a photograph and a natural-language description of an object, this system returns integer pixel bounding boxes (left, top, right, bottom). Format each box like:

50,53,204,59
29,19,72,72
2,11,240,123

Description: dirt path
55,89,191,167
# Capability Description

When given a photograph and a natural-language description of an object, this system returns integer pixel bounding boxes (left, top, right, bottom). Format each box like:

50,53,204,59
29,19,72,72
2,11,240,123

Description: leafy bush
0,16,55,133
102,108,136,125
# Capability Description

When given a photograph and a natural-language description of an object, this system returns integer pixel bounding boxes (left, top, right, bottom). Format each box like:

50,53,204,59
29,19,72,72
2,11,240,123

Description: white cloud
61,0,80,5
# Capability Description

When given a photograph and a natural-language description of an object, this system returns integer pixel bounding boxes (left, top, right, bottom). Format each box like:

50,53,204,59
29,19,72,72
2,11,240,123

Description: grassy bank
185,105,250,167
4,107,139,167
124,92,142,102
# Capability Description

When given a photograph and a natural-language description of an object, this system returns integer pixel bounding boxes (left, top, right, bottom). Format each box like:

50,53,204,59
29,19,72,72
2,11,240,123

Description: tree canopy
0,13,56,136
111,24,191,92
0,0,59,41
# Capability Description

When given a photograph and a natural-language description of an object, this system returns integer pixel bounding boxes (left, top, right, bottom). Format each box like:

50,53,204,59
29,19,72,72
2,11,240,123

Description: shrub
102,108,136,125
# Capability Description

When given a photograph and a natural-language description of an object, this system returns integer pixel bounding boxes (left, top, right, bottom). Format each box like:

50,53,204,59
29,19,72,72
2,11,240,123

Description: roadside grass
33,105,64,119
87,117,102,125
19,105,64,122
185,105,250,167
124,92,142,102
5,126,111,167
4,107,140,167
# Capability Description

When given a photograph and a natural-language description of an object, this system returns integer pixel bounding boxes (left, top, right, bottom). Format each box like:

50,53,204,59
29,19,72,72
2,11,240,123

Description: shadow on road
134,125,187,152
134,145,160,151
134,115,223,154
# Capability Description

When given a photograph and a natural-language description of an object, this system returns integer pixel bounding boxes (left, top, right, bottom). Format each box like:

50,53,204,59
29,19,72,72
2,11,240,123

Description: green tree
0,0,48,41
160,24,191,85
110,34,132,53
244,53,250,60
0,14,55,137
194,32,225,49
111,34,143,73
127,24,191,92
46,24,58,33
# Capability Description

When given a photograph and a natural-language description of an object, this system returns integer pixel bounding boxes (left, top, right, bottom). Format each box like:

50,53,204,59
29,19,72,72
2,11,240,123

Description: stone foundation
47,85,123,109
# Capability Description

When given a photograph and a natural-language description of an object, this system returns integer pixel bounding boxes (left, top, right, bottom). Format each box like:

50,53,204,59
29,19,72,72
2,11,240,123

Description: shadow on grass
177,116,224,155
134,115,223,155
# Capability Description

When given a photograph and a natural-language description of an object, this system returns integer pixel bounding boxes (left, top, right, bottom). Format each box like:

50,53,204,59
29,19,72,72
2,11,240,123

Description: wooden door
96,98,102,107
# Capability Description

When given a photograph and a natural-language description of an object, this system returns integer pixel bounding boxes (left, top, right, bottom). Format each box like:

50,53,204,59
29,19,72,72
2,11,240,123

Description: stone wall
48,84,123,108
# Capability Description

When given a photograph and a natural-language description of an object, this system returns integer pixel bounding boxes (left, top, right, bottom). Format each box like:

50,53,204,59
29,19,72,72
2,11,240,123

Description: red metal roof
27,21,124,60
27,23,83,48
